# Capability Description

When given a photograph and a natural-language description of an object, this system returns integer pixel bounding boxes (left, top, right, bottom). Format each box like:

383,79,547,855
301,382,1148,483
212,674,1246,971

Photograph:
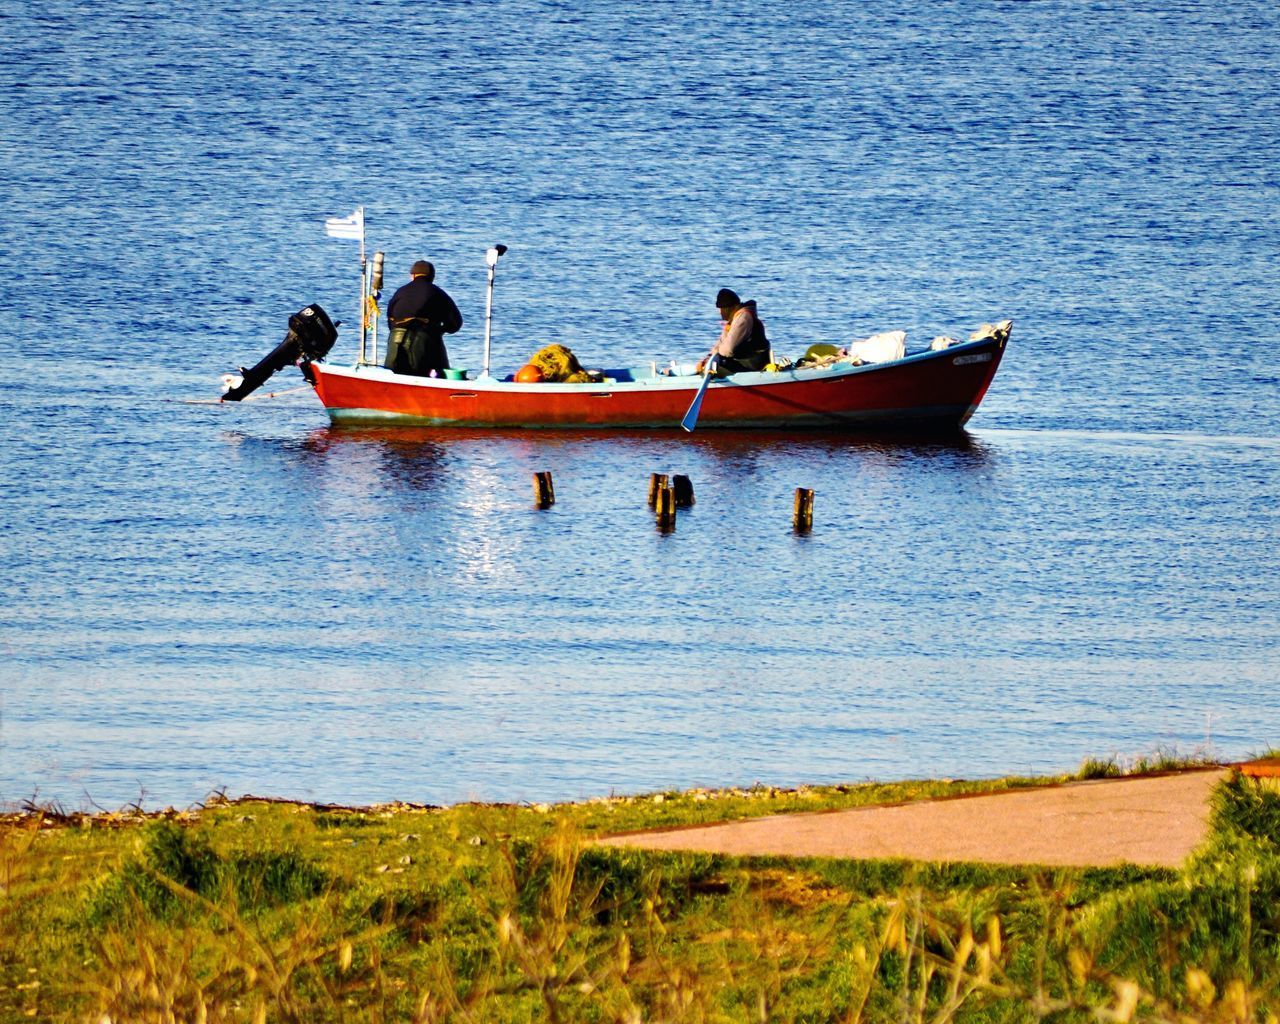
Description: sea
1,0,1277,809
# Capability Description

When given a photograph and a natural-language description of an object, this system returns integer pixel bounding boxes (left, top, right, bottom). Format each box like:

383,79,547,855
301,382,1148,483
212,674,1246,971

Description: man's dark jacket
384,278,463,376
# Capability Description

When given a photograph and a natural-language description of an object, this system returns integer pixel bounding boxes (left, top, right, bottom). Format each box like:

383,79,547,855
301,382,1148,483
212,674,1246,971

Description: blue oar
680,357,718,432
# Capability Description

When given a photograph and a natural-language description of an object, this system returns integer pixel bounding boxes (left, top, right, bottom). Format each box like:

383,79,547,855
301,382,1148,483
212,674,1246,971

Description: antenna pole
481,244,507,380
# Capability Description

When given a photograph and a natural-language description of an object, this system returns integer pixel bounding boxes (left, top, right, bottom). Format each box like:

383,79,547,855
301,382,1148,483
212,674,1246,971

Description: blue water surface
1,0,1277,807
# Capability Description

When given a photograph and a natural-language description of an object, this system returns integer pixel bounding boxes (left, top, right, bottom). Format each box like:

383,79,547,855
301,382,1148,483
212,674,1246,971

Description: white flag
324,207,364,240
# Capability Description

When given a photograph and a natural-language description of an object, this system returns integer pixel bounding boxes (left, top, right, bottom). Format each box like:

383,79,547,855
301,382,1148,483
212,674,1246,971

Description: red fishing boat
222,235,1009,431
305,330,1008,430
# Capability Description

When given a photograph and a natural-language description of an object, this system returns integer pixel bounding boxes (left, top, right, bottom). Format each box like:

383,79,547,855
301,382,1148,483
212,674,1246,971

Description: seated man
384,260,463,376
698,288,769,375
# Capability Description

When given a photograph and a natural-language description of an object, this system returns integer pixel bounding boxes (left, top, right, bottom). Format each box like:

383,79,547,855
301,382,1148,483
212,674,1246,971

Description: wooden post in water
533,471,555,508
655,483,677,530
647,473,669,508
672,474,695,507
793,487,814,533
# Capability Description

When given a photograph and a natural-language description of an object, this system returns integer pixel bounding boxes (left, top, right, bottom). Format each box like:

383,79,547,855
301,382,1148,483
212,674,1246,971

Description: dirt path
598,769,1227,868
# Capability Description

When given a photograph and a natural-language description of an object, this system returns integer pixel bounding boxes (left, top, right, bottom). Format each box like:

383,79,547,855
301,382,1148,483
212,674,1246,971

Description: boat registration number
953,353,993,366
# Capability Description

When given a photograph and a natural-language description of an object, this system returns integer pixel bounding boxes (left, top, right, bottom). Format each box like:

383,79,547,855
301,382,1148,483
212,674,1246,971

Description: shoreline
3,754,1229,830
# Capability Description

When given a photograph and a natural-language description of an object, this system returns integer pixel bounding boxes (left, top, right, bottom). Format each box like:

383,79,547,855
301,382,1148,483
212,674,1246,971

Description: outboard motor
222,304,338,402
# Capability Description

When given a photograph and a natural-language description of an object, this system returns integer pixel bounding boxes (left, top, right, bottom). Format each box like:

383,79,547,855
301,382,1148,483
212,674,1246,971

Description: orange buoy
515,363,544,383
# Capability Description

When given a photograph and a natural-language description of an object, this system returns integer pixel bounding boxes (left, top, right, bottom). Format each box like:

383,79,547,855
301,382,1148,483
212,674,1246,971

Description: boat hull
308,332,1007,431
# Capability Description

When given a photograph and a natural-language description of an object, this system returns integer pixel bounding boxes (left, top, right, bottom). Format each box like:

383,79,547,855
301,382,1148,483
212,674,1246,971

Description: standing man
384,260,463,377
698,288,769,375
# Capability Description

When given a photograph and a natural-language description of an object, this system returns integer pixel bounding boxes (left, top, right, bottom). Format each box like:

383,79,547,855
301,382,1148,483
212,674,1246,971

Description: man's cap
410,260,435,280
716,288,740,309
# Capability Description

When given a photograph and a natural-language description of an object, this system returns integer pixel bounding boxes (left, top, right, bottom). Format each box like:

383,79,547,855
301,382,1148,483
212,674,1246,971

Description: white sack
969,319,1013,342
848,330,906,364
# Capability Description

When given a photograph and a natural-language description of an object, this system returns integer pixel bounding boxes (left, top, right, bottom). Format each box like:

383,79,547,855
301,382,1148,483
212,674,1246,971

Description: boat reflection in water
288,422,995,498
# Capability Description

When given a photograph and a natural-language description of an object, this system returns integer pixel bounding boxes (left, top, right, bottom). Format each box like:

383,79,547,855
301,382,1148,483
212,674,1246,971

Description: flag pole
358,206,367,365
322,206,369,363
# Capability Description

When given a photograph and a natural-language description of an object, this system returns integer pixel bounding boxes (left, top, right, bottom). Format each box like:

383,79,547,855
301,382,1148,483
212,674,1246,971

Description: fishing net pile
527,344,593,383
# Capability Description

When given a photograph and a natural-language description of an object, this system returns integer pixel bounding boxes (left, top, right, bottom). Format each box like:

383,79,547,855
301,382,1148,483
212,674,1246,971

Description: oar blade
680,389,711,430
680,363,715,432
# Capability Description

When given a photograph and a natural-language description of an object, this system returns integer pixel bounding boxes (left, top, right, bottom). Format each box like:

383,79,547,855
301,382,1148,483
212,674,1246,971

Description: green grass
3,763,1279,1022
1076,746,1220,781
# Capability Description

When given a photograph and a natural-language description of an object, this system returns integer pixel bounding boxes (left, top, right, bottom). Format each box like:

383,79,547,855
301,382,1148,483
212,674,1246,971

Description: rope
171,385,312,406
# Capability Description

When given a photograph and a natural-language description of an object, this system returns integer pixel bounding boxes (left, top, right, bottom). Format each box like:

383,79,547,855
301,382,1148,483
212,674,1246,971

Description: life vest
721,306,769,370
